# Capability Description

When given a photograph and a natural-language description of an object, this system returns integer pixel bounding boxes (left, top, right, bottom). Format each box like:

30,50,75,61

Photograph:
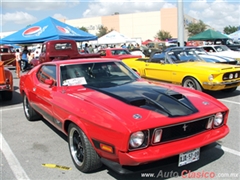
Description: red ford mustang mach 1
19,58,229,173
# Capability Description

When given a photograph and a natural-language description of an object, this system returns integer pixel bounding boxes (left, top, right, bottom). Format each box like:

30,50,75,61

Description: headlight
208,74,214,81
152,128,162,144
235,73,238,78
229,73,233,79
214,112,223,127
129,131,144,148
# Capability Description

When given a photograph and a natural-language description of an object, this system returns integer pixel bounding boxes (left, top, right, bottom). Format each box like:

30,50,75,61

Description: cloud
53,13,68,20
188,0,240,31
1,12,37,26
83,1,176,17
2,0,79,11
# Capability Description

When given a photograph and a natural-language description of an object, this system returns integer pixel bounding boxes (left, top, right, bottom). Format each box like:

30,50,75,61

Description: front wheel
183,77,203,91
68,123,102,173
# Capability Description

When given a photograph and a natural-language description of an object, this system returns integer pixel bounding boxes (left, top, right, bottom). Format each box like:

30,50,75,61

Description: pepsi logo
22,26,41,37
57,26,70,34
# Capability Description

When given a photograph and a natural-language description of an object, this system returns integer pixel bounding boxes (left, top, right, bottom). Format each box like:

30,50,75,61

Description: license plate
178,148,200,167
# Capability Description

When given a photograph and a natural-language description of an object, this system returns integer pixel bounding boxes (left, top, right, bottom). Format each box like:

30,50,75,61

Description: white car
200,45,240,63
130,49,146,58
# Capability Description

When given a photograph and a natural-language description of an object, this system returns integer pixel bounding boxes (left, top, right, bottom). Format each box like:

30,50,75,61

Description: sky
0,0,239,33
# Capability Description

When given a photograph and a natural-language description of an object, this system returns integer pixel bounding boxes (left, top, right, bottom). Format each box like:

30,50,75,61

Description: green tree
155,30,172,40
223,25,238,35
186,20,207,36
79,26,89,33
96,26,114,37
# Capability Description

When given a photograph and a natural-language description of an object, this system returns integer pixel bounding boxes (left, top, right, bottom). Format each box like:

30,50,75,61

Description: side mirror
44,79,54,86
160,60,165,64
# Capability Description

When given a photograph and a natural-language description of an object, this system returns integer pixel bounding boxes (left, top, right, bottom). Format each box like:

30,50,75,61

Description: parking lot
1,69,240,180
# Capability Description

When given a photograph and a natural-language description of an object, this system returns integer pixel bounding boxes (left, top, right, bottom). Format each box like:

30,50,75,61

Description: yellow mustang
123,49,240,92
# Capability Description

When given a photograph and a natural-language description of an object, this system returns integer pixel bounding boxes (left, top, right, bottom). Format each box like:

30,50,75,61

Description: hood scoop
85,82,198,117
128,89,198,117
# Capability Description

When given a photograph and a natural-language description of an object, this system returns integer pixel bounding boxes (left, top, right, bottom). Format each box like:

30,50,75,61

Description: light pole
177,0,185,46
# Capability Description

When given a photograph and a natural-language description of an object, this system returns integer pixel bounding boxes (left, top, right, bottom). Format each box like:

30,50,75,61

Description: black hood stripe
84,82,198,117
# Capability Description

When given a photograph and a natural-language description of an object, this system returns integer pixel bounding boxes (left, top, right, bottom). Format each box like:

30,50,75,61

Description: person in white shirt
15,49,21,78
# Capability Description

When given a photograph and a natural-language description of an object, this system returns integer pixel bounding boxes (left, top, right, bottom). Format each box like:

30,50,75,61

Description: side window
42,44,46,53
99,50,106,56
37,65,57,85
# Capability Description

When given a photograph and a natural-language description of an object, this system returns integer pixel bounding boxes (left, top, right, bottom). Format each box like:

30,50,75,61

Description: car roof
164,46,201,52
103,48,127,50
44,58,121,65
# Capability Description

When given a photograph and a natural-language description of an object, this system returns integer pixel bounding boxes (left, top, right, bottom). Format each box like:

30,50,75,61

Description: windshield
166,49,204,63
214,45,230,52
60,61,139,88
188,47,208,55
111,49,130,55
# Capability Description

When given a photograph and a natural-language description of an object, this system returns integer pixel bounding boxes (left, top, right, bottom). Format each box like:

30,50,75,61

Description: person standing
88,44,94,53
15,49,21,78
21,46,29,71
84,43,90,53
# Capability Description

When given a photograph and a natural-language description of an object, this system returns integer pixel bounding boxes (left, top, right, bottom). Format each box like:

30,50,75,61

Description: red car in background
0,61,13,101
98,48,142,59
19,58,229,173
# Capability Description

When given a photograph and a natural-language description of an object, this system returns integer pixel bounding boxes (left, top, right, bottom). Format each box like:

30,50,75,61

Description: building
63,7,199,41
0,7,200,42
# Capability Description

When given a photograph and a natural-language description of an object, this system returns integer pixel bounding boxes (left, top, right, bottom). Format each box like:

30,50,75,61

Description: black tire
183,77,203,91
68,123,102,173
23,93,42,121
221,87,237,93
1,91,13,101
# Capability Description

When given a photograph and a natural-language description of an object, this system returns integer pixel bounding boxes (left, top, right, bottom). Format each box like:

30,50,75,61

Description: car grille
217,61,238,65
150,116,211,144
222,71,240,80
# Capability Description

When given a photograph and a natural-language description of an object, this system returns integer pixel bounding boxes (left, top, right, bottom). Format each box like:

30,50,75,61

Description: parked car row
123,48,240,92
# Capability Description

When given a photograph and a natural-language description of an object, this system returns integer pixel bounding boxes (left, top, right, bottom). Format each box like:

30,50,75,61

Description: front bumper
202,80,240,90
117,125,229,166
0,84,11,91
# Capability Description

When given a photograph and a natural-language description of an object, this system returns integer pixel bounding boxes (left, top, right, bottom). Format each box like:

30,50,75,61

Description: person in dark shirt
21,46,29,71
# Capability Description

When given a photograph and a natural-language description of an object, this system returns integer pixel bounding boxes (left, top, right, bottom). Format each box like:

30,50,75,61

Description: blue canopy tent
0,17,97,44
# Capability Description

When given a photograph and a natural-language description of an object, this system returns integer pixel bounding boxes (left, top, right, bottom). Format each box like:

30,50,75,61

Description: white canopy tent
96,30,136,45
228,30,240,41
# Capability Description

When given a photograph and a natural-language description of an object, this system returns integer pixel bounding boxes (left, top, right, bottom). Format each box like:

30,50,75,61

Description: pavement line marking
0,132,30,180
1,106,22,111
216,145,240,157
218,99,240,105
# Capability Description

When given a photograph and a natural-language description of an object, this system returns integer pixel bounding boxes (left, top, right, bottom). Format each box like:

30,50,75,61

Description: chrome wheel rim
23,95,30,118
69,127,84,166
184,79,195,89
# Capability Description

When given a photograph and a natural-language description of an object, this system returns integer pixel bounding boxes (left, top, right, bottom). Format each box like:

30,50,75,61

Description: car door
34,65,57,122
144,53,173,82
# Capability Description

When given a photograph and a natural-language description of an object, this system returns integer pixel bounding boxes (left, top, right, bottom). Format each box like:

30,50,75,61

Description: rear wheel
183,77,203,91
23,93,42,121
1,91,12,101
68,123,102,173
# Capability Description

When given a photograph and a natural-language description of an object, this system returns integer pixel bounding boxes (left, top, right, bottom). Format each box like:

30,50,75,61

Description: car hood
66,81,226,131
84,81,199,117
199,54,236,62
177,62,240,71
211,51,240,58
115,54,142,59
